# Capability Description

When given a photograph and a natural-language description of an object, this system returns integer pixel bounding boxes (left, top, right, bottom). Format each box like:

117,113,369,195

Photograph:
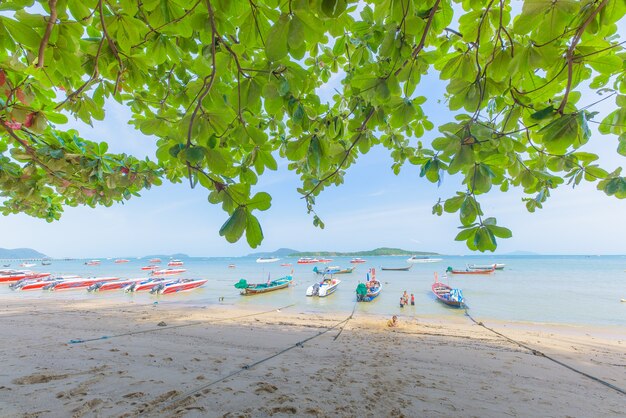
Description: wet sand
0,298,624,417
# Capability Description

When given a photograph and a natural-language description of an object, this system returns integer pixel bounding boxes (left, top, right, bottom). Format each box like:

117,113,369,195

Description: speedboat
407,256,443,263
85,260,101,266
141,265,160,271
150,279,208,294
88,278,147,292
115,259,130,263
151,268,186,275
256,257,280,263
125,278,176,292
168,259,184,266
150,258,162,263
306,277,341,297
350,258,366,264
0,270,51,283
44,277,119,291
10,275,80,291
297,257,319,264
318,258,333,263
20,262,36,268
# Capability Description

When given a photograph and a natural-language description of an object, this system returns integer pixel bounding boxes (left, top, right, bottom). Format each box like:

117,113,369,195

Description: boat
446,266,495,274
150,279,208,294
150,258,162,263
125,278,176,292
380,265,413,271
467,263,505,270
297,257,319,264
256,257,280,263
432,274,465,307
141,265,160,271
2,264,9,267
234,274,293,295
280,263,292,267
85,260,101,266
168,259,184,266
41,259,52,266
10,275,80,291
20,262,36,268
88,278,148,292
350,258,366,264
407,256,443,263
306,276,341,297
151,268,186,275
228,264,236,268
0,270,51,283
356,269,381,302
312,266,355,275
115,259,130,264
44,276,119,291
318,258,333,263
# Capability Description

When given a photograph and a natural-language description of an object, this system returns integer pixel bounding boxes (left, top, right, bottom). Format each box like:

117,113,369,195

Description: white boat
151,268,186,276
124,278,176,292
20,263,36,268
168,259,184,266
256,257,280,263
468,263,506,270
306,277,341,297
407,256,443,263
150,279,208,294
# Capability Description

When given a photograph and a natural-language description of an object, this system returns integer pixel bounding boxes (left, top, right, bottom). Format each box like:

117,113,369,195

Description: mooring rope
154,310,355,415
464,308,626,396
68,303,296,344
333,301,358,341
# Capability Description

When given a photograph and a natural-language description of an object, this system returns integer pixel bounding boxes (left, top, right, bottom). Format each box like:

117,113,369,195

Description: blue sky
2,10,626,258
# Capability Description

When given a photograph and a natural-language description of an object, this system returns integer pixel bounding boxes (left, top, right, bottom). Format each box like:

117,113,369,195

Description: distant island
290,247,438,257
0,247,48,259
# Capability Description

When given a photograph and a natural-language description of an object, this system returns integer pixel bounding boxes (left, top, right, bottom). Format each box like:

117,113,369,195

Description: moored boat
168,259,184,266
115,259,130,264
407,256,443,263
150,279,208,294
20,262,36,268
467,263,505,270
318,258,333,263
350,258,366,264
306,276,341,297
44,276,119,291
141,265,160,271
234,274,293,295
297,257,319,264
432,274,465,307
256,257,280,263
88,278,147,292
380,265,413,271
313,266,355,275
10,275,80,291
446,266,495,274
125,278,176,292
0,270,51,283
85,260,101,266
151,268,186,275
150,258,162,263
356,269,381,302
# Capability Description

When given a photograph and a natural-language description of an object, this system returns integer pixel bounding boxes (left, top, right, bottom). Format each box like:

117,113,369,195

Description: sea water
1,255,625,327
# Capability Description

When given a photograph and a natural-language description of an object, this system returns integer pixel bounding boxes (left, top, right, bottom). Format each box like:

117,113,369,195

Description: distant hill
248,248,299,257
0,248,48,259
290,247,438,257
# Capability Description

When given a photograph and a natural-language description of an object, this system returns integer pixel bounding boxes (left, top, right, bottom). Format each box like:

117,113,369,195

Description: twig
36,0,58,69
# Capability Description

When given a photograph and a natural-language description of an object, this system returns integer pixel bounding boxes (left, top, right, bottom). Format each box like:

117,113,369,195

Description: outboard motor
312,283,320,296
151,283,165,294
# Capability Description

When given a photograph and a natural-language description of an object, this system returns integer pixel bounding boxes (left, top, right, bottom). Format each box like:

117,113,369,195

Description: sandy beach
0,298,624,418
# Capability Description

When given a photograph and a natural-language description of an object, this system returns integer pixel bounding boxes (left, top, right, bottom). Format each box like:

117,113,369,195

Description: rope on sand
464,308,626,396
68,304,296,344
333,301,357,341
155,311,356,415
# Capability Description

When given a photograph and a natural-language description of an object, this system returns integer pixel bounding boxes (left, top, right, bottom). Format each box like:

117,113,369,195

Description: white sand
0,298,624,417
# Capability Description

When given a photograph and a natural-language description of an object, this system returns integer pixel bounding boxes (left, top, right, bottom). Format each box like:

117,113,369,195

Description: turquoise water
1,255,625,327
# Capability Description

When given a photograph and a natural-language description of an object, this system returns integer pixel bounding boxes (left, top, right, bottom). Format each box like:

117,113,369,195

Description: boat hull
432,282,464,307
154,279,208,294
239,276,293,295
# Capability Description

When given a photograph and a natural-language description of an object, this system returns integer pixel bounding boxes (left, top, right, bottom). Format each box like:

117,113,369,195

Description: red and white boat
44,276,119,291
297,257,319,264
350,258,367,264
151,268,186,276
150,258,162,263
85,260,101,266
125,278,176,292
10,275,80,291
0,270,51,283
88,278,147,292
168,259,184,266
115,259,130,264
141,265,160,271
150,279,208,294
318,258,333,263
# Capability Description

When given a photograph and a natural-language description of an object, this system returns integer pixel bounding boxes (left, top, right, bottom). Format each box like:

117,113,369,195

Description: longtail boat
446,266,495,274
432,273,465,307
356,268,381,302
380,265,413,271
234,274,293,295
467,263,505,270
313,266,355,275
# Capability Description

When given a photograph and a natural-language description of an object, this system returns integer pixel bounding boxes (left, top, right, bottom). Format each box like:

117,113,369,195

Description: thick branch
36,0,58,69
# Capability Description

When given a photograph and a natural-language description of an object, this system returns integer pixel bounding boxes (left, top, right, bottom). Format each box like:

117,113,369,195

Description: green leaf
0,16,41,50
265,14,289,61
247,192,272,211
245,212,264,248
321,0,347,18
219,206,247,243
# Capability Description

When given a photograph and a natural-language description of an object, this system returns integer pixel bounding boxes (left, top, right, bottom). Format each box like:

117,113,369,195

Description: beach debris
157,321,167,327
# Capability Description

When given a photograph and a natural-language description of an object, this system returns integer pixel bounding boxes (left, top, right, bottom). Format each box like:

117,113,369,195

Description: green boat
234,275,293,295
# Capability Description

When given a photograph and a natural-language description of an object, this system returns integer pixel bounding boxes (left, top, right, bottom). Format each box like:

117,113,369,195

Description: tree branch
36,0,58,69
